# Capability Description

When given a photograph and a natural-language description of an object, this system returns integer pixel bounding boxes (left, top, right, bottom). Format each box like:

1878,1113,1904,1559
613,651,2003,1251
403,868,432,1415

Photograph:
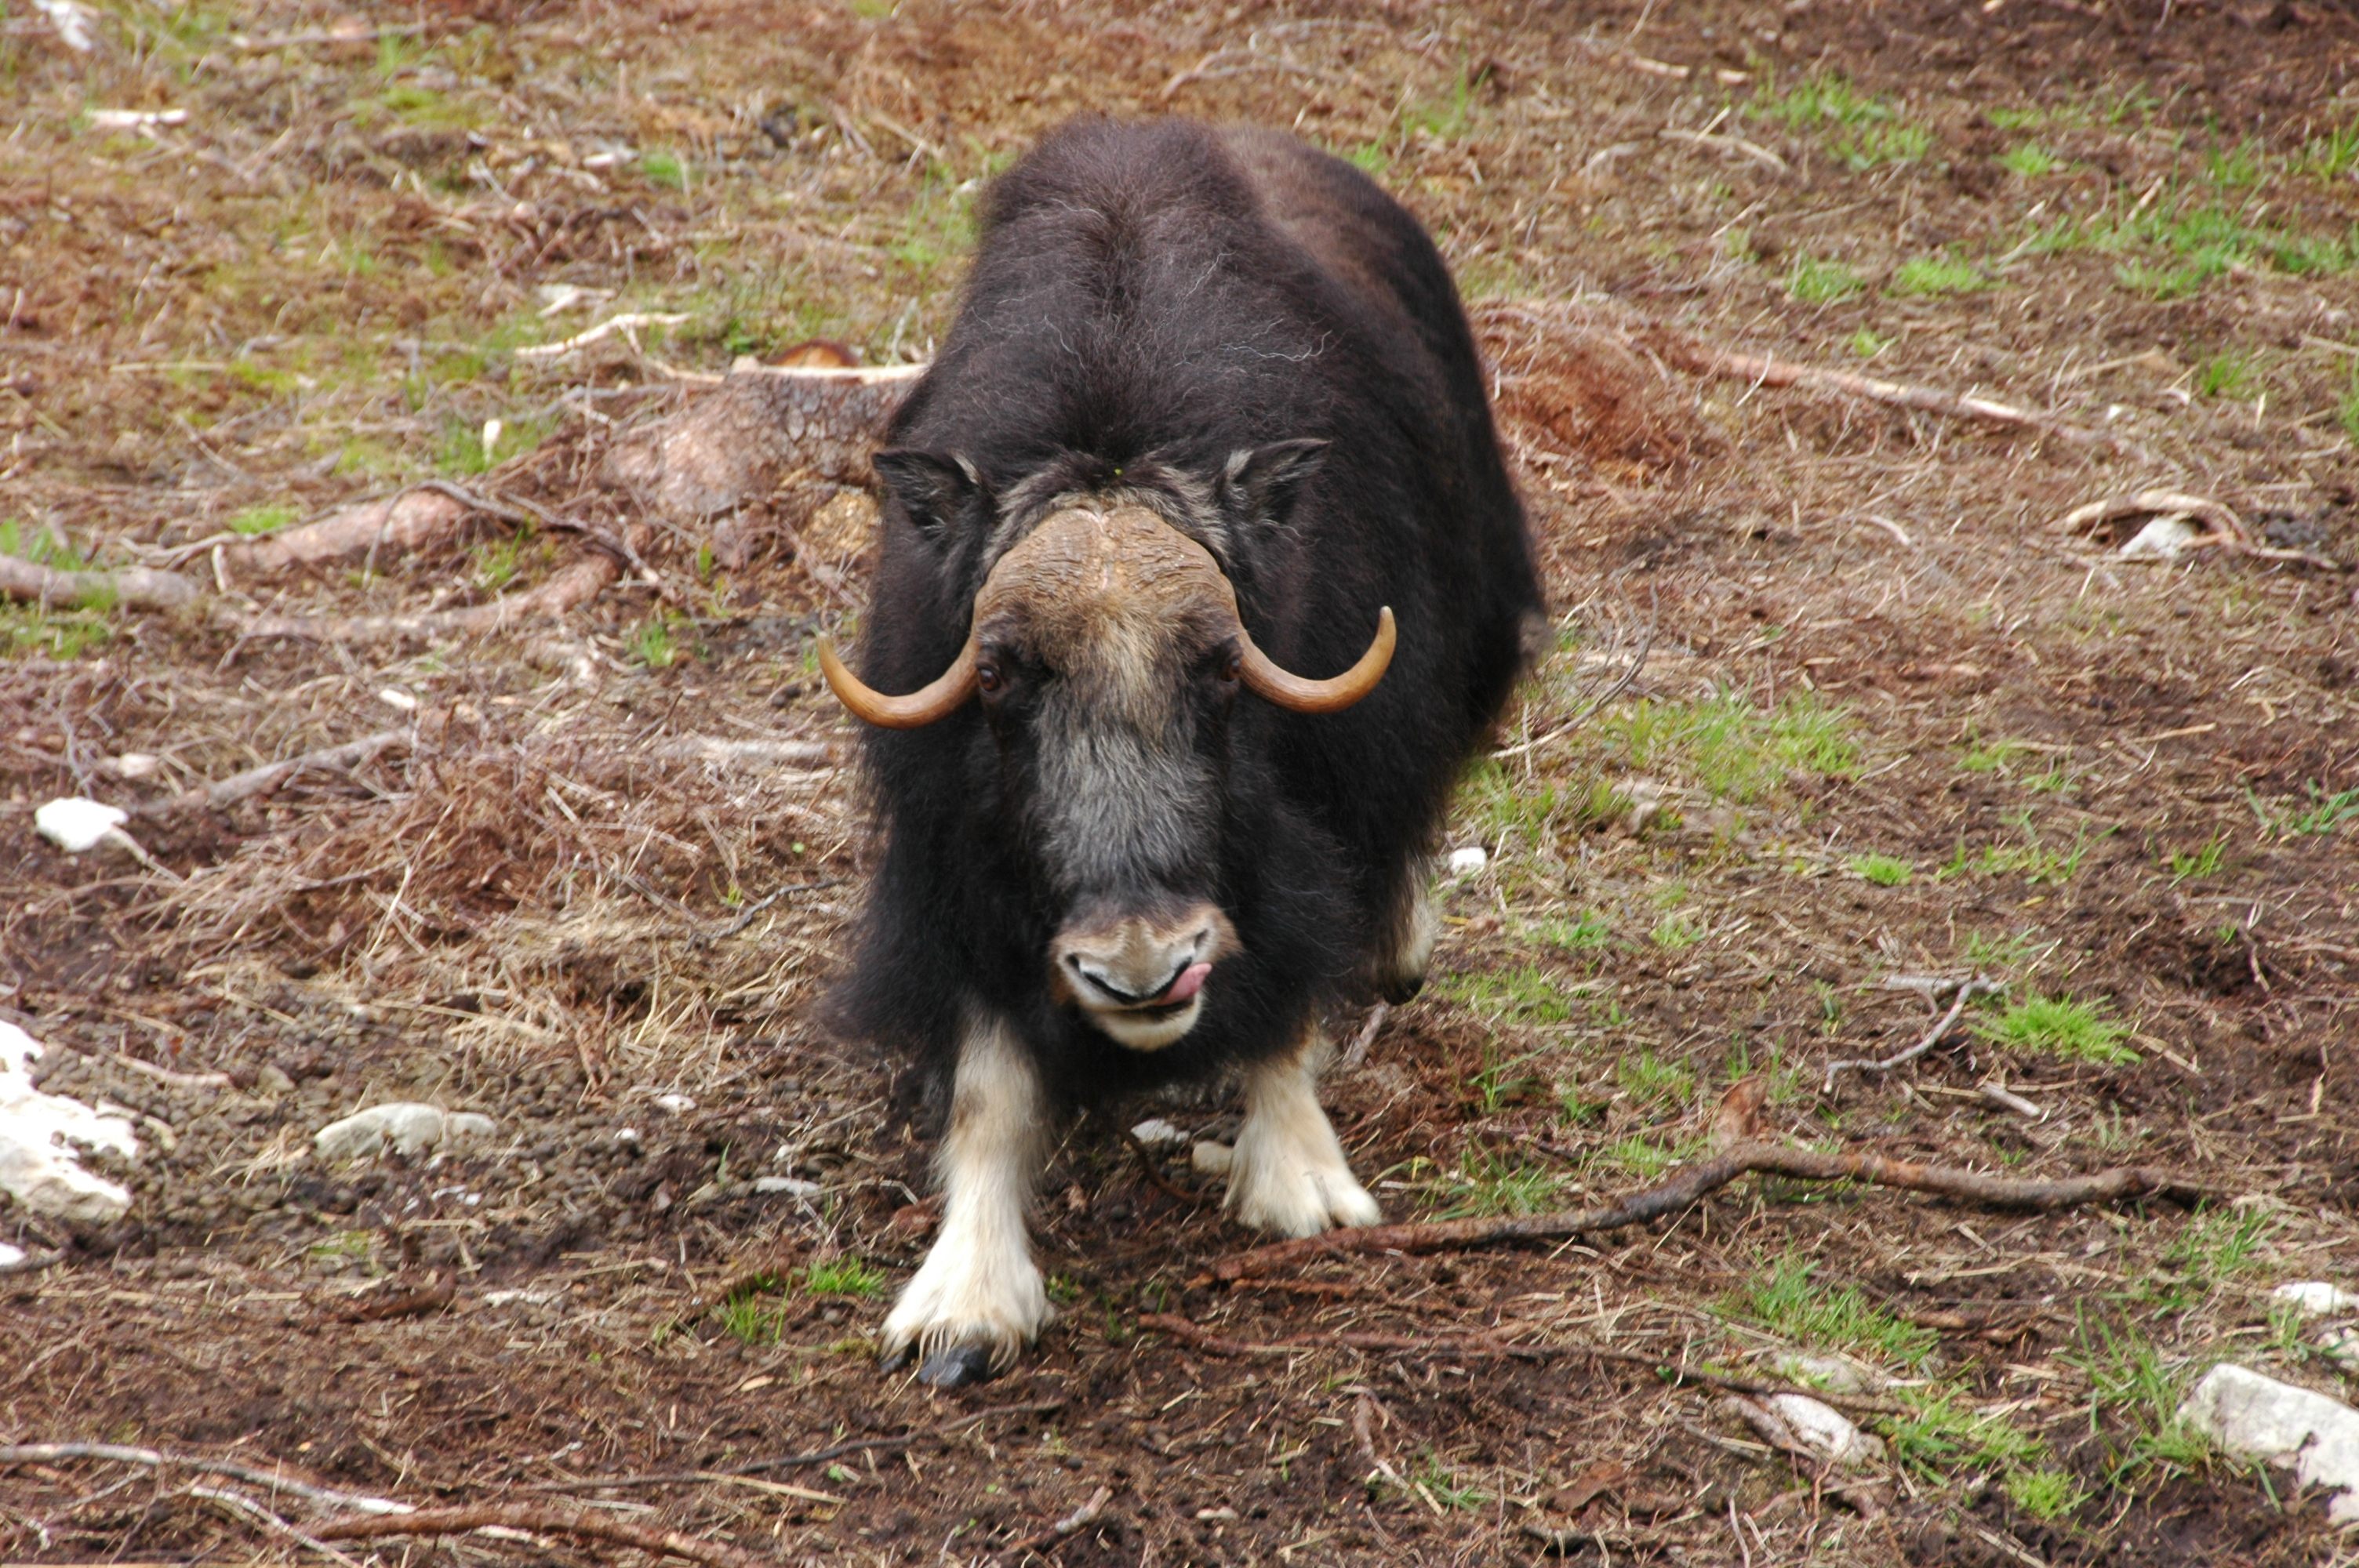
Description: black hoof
916,1341,1001,1388
878,1341,914,1374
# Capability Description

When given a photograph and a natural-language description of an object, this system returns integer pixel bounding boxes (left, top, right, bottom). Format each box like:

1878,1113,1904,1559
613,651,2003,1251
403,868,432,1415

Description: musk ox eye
1217,649,1243,685
977,662,1005,695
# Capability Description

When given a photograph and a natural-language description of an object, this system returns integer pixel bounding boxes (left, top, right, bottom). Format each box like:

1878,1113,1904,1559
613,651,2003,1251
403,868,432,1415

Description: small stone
1129,1117,1186,1148
1190,1140,1234,1178
254,1065,296,1096
1767,1393,1885,1468
1,1021,138,1225
2271,1281,2359,1318
2320,1329,2359,1370
314,1102,496,1163
34,797,126,854
1772,1352,1880,1395
2179,1363,2359,1524
655,1092,696,1115
107,753,161,780
2117,514,2201,561
751,1175,822,1198
1446,846,1488,877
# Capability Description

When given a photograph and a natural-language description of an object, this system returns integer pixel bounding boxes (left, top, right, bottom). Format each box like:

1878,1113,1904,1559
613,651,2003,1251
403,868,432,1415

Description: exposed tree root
1210,1138,2205,1283
2059,488,2346,572
236,553,620,644
133,728,413,818
312,1504,765,1568
213,488,471,581
604,363,921,520
0,1443,411,1515
0,551,202,611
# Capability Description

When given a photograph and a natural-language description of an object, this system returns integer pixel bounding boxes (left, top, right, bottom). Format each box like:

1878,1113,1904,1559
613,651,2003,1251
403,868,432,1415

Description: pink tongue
1160,962,1212,1004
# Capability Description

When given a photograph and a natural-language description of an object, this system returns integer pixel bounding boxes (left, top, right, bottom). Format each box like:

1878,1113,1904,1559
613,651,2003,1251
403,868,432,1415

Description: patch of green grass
0,603,114,660
1847,327,1891,358
1986,107,2045,132
1754,72,1928,169
472,533,524,593
2195,352,2259,399
2340,369,2359,448
1974,993,2136,1066
2114,257,2211,301
640,149,688,190
631,612,682,670
1459,758,1563,847
803,1255,885,1298
2161,1207,2277,1296
1605,689,1859,803
1960,735,2036,774
2006,1467,2089,1521
1998,142,2063,177
2069,1318,2213,1479
1846,852,1912,887
1430,1147,1561,1220
1883,1387,2045,1477
1787,252,1865,304
2204,139,2265,191
2252,779,2359,837
227,503,299,536
1959,927,2048,975
1594,1134,1704,1181
714,1277,788,1345
1943,813,2091,887
1648,913,1705,950
1467,1042,1547,1115
0,517,94,574
2165,834,2226,884
1408,1452,1488,1512
1734,1254,1938,1370
1891,253,1991,296
1528,910,1612,953
1433,964,1576,1026
2300,122,2359,182
1616,1049,1696,1109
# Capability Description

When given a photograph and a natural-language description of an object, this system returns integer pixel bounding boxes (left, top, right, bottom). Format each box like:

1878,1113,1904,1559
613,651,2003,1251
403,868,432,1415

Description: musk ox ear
1219,438,1329,532
872,448,987,547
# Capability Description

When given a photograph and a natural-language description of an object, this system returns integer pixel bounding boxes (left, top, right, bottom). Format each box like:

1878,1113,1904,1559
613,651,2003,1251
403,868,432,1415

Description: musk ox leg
1227,1029,1383,1237
1372,860,1439,1005
879,1015,1051,1386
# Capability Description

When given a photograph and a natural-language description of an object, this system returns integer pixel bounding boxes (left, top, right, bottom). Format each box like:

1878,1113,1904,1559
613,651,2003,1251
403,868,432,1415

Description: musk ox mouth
1068,960,1216,1051
1051,905,1238,1052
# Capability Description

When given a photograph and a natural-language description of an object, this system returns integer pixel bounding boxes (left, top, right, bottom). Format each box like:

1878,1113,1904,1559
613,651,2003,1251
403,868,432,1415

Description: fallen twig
1210,1138,2203,1283
0,552,201,612
1821,976,2001,1094
238,552,620,644
0,1443,411,1515
189,1484,364,1568
998,1485,1113,1562
133,729,411,820
312,1504,761,1568
1656,336,2136,456
1658,127,1789,172
515,312,692,361
208,489,469,580
1718,1396,1885,1519
2058,488,2344,572
530,1399,1067,1490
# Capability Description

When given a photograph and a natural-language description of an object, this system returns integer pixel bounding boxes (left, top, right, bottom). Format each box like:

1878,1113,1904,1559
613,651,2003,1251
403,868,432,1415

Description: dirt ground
4,1,2358,1563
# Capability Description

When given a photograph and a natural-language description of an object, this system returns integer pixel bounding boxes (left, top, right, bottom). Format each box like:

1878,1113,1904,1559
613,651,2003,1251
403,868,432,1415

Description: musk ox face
820,459,1396,1052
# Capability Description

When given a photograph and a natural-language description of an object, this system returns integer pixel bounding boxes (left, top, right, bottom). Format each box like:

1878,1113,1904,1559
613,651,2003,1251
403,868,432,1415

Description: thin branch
0,552,201,611
0,1443,412,1515
312,1504,763,1568
998,1485,1113,1563
1821,976,2001,1094
133,730,411,820
1209,1142,2205,1283
529,1399,1068,1490
238,552,619,644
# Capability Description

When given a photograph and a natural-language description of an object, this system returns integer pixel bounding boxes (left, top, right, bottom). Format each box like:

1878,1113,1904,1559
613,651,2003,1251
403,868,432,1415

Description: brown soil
3,2,2357,1565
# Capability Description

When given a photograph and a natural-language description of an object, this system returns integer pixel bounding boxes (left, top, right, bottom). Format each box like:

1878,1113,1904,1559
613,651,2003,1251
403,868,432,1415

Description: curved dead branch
313,1503,765,1568
0,550,202,611
1210,1142,2206,1283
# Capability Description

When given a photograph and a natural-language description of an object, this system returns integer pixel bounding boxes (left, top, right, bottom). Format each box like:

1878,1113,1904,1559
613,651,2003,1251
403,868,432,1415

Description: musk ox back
817,118,1543,1385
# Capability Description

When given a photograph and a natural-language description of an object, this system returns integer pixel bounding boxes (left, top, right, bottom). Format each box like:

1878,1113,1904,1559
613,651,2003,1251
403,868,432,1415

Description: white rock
35,797,127,854
0,1242,25,1269
106,753,160,780
2272,1281,2359,1318
654,1092,696,1115
1446,846,1488,877
314,1102,495,1163
1772,1351,1880,1395
1190,1139,1234,1177
750,1175,822,1198
2117,514,2202,561
615,1127,642,1144
0,1021,138,1225
2320,1330,2359,1370
1768,1392,1885,1467
2179,1363,2359,1524
376,688,419,712
34,0,97,52
89,109,187,130
1129,1117,1187,1148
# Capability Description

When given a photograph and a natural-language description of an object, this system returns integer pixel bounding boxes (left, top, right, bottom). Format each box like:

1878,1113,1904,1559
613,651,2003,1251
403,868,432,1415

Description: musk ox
818,118,1543,1385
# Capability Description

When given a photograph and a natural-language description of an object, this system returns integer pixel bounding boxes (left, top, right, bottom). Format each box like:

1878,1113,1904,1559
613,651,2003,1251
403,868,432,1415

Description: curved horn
816,631,980,728
1238,605,1395,714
